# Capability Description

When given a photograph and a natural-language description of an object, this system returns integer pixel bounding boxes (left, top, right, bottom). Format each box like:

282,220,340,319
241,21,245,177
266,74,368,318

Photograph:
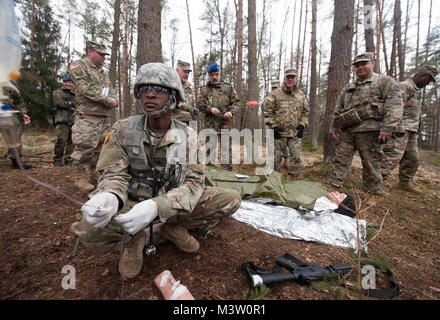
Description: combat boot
11,158,32,169
397,180,422,194
160,223,200,253
119,231,146,279
70,219,92,237
53,159,63,166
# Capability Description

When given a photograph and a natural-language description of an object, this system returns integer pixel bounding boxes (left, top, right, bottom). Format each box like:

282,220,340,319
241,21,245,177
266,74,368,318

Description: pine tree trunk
296,0,304,72
122,0,130,118
419,0,433,145
290,0,298,67
323,0,355,163
300,0,308,86
363,0,375,54
137,0,162,68
245,0,260,130
185,0,198,100
415,0,421,69
235,0,243,130
309,0,318,146
109,0,121,124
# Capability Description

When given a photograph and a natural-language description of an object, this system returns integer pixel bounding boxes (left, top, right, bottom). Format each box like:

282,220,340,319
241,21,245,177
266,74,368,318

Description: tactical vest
334,75,387,129
123,114,188,201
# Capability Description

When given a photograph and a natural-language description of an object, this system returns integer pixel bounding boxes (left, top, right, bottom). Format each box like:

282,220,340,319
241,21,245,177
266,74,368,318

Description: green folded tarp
205,167,328,210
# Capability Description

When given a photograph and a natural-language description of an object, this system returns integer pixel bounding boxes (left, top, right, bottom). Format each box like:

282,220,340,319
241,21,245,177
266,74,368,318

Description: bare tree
245,0,260,130
308,0,318,146
137,0,162,68
323,0,355,163
363,0,375,54
185,0,198,99
236,0,243,101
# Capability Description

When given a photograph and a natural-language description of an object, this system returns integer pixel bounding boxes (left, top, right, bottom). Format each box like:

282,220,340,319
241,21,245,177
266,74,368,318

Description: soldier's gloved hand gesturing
114,199,158,235
81,192,119,228
273,126,284,140
296,125,305,138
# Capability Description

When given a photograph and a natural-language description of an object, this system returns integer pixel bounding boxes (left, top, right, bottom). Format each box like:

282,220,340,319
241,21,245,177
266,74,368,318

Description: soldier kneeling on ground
71,63,242,279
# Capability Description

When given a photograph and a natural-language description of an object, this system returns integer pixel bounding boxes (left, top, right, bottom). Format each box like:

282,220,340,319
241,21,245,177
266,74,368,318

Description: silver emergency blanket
232,198,367,252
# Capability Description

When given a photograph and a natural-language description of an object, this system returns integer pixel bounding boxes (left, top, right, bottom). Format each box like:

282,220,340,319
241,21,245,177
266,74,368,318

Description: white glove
114,199,158,235
81,192,119,229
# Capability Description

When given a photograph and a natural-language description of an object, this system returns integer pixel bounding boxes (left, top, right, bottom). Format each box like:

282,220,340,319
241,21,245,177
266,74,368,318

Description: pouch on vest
334,108,362,129
370,102,384,121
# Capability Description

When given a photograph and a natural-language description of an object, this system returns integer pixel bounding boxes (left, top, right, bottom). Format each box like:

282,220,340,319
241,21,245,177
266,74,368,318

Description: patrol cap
284,68,297,77
86,40,109,55
208,63,220,73
62,76,71,82
271,80,280,88
177,60,192,72
353,52,375,65
425,65,438,82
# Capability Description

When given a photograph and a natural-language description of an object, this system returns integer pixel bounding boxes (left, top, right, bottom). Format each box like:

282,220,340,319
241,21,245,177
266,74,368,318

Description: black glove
273,126,284,140
189,107,200,116
296,125,305,138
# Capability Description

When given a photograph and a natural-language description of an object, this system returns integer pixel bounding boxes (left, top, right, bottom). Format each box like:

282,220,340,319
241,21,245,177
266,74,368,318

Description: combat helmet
134,63,186,117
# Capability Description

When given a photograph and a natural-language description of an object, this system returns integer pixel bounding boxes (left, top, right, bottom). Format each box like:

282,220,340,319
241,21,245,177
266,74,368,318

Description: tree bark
363,0,375,54
137,0,162,68
245,0,260,130
309,0,318,146
415,0,421,69
323,0,355,163
296,0,304,72
109,0,121,124
185,0,198,100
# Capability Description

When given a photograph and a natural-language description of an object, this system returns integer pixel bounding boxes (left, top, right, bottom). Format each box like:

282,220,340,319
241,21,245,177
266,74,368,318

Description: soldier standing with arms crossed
329,53,403,195
52,76,76,166
68,40,118,192
381,66,438,193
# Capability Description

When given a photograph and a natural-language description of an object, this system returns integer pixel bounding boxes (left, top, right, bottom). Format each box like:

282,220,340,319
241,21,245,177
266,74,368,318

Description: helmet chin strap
145,92,177,117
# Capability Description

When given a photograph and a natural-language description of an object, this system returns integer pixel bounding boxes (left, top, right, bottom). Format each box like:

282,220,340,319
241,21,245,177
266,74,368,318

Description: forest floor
0,129,439,300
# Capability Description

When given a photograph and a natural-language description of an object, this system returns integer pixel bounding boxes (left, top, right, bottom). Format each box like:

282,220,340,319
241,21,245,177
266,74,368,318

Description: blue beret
62,76,71,82
207,63,219,73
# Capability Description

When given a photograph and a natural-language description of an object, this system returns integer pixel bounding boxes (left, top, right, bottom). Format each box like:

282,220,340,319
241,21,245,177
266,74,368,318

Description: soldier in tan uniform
3,81,32,169
172,60,199,125
68,40,119,192
264,68,309,178
52,76,76,166
382,66,438,192
329,53,403,195
71,63,241,279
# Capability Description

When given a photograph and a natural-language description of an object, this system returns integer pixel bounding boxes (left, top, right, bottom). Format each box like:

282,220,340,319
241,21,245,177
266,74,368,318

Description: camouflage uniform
263,80,309,176
172,82,195,124
197,79,239,168
52,88,76,164
329,71,403,193
74,63,242,254
68,42,116,170
4,83,27,161
78,115,242,251
197,80,239,131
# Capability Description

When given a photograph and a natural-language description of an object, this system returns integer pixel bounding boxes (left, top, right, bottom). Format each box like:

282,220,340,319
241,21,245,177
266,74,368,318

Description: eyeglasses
139,85,170,96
